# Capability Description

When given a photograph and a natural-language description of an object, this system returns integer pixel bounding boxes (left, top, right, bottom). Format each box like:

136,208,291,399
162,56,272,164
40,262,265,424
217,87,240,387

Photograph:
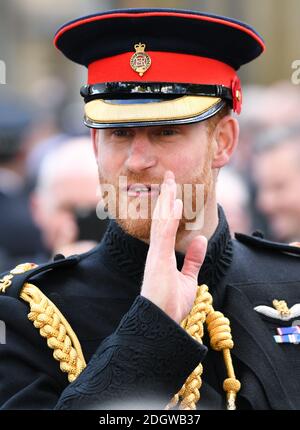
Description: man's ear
91,129,98,159
211,115,239,169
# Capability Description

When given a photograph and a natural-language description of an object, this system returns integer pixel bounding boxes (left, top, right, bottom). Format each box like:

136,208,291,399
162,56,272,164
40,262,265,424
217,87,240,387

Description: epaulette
0,255,87,382
235,231,300,257
0,255,80,299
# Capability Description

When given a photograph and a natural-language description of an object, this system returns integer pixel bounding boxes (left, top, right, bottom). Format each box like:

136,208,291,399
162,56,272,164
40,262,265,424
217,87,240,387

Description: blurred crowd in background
1,0,300,272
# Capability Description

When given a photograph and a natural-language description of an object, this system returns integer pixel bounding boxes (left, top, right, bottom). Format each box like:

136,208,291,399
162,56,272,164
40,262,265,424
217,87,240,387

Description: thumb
181,235,208,280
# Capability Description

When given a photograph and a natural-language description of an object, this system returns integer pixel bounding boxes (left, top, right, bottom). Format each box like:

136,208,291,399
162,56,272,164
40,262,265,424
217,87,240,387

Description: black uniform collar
100,205,233,295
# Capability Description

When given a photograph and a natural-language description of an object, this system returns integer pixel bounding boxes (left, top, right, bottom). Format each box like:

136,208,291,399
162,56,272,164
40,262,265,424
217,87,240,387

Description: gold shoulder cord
1,263,86,382
2,264,239,407
166,284,241,410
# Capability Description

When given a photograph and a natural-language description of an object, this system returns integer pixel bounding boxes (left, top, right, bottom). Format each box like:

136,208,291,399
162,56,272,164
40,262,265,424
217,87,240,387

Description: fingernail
164,170,174,181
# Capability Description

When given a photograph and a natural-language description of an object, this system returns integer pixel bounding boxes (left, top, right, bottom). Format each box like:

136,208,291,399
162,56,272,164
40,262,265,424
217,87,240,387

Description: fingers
153,170,176,220
150,170,182,255
166,197,183,250
181,235,208,280
152,170,176,223
164,170,177,214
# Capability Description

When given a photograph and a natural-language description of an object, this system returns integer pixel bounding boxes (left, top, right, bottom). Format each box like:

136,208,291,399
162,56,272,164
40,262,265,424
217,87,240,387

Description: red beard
98,152,213,241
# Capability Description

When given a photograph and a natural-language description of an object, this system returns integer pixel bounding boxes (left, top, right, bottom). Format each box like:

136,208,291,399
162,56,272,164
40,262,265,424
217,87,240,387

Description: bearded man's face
94,122,215,241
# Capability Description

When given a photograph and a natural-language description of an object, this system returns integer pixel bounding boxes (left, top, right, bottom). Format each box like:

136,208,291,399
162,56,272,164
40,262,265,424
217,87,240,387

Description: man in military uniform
1,9,300,410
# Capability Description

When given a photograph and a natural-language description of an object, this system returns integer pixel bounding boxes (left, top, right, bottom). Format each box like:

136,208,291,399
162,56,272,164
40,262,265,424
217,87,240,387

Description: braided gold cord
166,284,241,410
206,309,240,409
166,285,211,410
8,261,239,405
20,283,87,382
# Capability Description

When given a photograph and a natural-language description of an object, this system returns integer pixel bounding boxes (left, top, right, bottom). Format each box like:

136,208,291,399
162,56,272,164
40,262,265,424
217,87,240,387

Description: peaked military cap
54,8,265,128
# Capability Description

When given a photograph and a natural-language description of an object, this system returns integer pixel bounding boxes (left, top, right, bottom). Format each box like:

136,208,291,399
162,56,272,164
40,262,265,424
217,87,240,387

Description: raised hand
141,170,208,324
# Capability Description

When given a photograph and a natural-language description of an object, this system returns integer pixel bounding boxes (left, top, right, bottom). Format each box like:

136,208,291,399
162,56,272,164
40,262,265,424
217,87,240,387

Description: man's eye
112,129,131,137
159,128,179,136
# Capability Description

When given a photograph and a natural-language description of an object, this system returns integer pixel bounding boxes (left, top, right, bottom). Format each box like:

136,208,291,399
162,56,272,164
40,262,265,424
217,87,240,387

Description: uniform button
252,230,264,238
53,253,65,261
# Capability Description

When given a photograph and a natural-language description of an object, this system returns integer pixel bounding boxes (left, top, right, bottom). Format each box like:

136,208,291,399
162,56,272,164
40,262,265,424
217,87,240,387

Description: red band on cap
88,51,237,86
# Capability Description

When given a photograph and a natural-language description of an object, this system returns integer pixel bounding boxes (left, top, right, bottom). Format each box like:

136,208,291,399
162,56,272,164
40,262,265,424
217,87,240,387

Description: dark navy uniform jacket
1,207,300,410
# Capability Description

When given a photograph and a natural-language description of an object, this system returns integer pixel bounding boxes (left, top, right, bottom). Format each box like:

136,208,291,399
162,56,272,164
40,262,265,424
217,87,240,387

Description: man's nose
124,135,157,173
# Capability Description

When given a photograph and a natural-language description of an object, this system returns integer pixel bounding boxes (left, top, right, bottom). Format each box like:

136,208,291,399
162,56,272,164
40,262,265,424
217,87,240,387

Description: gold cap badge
130,43,151,77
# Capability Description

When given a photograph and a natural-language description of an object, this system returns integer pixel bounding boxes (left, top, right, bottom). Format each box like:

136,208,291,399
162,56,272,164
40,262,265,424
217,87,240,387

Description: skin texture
141,170,208,323
93,116,239,322
255,140,300,242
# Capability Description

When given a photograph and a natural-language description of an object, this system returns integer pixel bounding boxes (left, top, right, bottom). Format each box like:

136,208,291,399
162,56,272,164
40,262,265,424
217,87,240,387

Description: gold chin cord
165,284,241,411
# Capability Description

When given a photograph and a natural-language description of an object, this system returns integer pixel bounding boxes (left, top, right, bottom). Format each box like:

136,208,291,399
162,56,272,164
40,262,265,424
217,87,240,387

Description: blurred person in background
25,76,89,190
216,167,251,236
31,136,109,258
253,125,300,243
232,81,300,234
234,81,300,176
0,91,45,272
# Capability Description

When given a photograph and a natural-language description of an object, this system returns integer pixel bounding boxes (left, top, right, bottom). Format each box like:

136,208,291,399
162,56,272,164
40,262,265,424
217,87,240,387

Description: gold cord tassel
21,283,86,382
166,284,241,410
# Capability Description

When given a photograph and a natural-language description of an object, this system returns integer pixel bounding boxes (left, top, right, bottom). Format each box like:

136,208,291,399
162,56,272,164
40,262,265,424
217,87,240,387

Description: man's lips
124,183,161,197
